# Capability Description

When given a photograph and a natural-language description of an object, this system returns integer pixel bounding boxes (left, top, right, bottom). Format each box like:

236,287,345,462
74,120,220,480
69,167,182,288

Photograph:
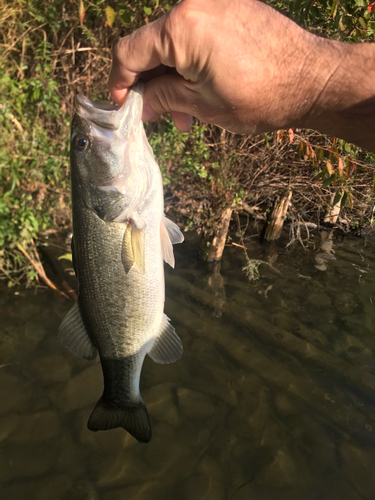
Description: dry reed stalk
17,241,70,300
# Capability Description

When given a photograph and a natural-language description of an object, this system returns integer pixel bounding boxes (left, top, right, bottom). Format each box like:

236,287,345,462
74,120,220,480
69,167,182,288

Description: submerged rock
257,448,300,486
178,475,225,500
6,411,61,444
97,454,152,489
0,414,21,443
101,480,168,500
1,474,73,500
142,382,180,427
0,372,30,417
0,443,57,483
49,364,102,412
177,387,215,418
339,441,375,499
77,409,131,453
31,354,72,384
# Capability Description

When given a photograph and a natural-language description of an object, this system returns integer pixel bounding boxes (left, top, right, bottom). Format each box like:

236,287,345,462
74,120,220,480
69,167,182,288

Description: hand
109,0,375,152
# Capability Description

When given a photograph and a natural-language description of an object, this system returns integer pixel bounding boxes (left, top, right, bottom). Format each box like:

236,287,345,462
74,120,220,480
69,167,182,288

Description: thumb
142,74,198,132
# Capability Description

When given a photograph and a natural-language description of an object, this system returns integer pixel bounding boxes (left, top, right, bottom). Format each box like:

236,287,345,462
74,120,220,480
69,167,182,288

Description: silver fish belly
58,82,184,443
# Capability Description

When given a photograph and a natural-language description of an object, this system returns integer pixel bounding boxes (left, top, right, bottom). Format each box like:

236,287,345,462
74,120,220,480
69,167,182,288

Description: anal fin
57,301,98,361
148,314,183,364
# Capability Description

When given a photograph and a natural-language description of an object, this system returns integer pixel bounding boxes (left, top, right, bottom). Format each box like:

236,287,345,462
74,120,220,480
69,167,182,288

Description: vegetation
0,0,374,287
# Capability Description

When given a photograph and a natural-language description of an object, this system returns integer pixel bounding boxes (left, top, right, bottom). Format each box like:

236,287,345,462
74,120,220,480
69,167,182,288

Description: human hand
109,0,375,152
109,0,332,133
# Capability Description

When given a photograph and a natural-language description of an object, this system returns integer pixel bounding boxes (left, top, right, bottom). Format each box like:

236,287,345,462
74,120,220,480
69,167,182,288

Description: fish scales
58,82,184,443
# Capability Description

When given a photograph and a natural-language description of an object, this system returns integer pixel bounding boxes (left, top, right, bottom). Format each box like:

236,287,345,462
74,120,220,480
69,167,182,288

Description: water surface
1,230,375,500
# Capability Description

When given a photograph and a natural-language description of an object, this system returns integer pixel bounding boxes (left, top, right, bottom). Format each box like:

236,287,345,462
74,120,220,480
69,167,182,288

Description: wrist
296,39,375,150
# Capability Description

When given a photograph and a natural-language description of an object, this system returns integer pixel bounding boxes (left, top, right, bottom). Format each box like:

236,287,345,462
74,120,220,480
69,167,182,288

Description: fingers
170,112,193,133
142,74,198,131
109,15,176,105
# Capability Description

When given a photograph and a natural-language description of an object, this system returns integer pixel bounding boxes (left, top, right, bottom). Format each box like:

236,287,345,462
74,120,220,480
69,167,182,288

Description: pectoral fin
160,221,174,268
148,314,183,364
163,217,184,244
58,301,98,361
131,223,145,273
161,217,184,268
121,223,134,274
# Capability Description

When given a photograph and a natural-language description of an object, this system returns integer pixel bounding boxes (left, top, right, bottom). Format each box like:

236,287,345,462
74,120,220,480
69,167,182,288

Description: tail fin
87,397,151,443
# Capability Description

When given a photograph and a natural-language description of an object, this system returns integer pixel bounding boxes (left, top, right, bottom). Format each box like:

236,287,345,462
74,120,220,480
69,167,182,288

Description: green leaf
373,175,375,193
346,191,354,208
105,6,116,27
341,191,348,207
144,6,152,15
317,147,324,161
359,17,367,28
330,0,338,17
58,253,72,262
333,191,342,206
322,174,335,188
339,17,347,31
120,10,131,24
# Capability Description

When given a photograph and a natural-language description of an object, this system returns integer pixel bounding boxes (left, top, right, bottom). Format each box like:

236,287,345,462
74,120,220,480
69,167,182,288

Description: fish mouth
75,82,144,131
75,95,122,130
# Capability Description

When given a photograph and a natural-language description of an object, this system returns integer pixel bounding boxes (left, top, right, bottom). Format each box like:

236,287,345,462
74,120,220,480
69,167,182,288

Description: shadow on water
1,230,375,500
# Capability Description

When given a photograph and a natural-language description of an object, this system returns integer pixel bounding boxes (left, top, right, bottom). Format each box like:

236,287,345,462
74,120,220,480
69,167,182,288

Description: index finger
109,13,177,105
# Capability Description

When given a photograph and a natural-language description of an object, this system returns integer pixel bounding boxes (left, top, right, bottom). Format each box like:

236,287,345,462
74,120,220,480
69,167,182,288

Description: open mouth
75,82,144,131
75,95,123,130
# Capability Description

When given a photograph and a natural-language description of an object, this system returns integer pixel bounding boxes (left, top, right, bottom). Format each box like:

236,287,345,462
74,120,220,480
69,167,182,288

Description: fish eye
74,135,89,151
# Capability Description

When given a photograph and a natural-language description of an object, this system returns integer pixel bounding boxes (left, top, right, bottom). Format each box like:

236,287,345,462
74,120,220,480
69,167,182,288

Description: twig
17,241,70,300
3,23,46,56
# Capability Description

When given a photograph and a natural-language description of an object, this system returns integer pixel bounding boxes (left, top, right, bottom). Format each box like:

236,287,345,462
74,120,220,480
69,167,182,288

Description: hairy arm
109,0,375,153
301,42,375,152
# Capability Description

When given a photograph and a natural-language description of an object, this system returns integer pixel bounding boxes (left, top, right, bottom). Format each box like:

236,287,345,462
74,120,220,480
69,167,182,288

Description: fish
58,82,184,443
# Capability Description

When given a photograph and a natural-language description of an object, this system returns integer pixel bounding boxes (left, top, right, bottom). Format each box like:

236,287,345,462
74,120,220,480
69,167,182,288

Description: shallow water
1,230,375,500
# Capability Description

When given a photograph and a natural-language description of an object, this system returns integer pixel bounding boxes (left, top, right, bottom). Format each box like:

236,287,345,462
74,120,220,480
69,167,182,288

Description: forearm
299,41,375,152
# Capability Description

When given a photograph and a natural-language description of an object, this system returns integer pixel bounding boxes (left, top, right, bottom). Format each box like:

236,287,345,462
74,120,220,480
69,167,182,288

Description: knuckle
167,0,201,37
112,37,125,62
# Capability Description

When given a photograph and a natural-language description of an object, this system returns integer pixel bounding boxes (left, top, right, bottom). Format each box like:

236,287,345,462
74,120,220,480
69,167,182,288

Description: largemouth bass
58,82,183,443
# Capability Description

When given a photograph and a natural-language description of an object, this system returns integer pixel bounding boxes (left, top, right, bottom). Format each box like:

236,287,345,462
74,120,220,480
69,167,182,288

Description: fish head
71,82,154,221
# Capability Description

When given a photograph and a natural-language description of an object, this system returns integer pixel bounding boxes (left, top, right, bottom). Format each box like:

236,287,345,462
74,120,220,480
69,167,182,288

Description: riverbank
1,0,374,286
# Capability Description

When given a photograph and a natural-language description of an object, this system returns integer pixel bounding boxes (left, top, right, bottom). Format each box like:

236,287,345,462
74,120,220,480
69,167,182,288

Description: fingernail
142,104,159,122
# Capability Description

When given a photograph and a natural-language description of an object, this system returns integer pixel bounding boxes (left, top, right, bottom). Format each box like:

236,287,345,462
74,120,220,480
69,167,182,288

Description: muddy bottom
1,230,375,500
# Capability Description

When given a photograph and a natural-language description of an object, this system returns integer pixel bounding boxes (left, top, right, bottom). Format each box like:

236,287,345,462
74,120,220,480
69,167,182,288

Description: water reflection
205,261,226,318
315,229,335,271
1,232,375,500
